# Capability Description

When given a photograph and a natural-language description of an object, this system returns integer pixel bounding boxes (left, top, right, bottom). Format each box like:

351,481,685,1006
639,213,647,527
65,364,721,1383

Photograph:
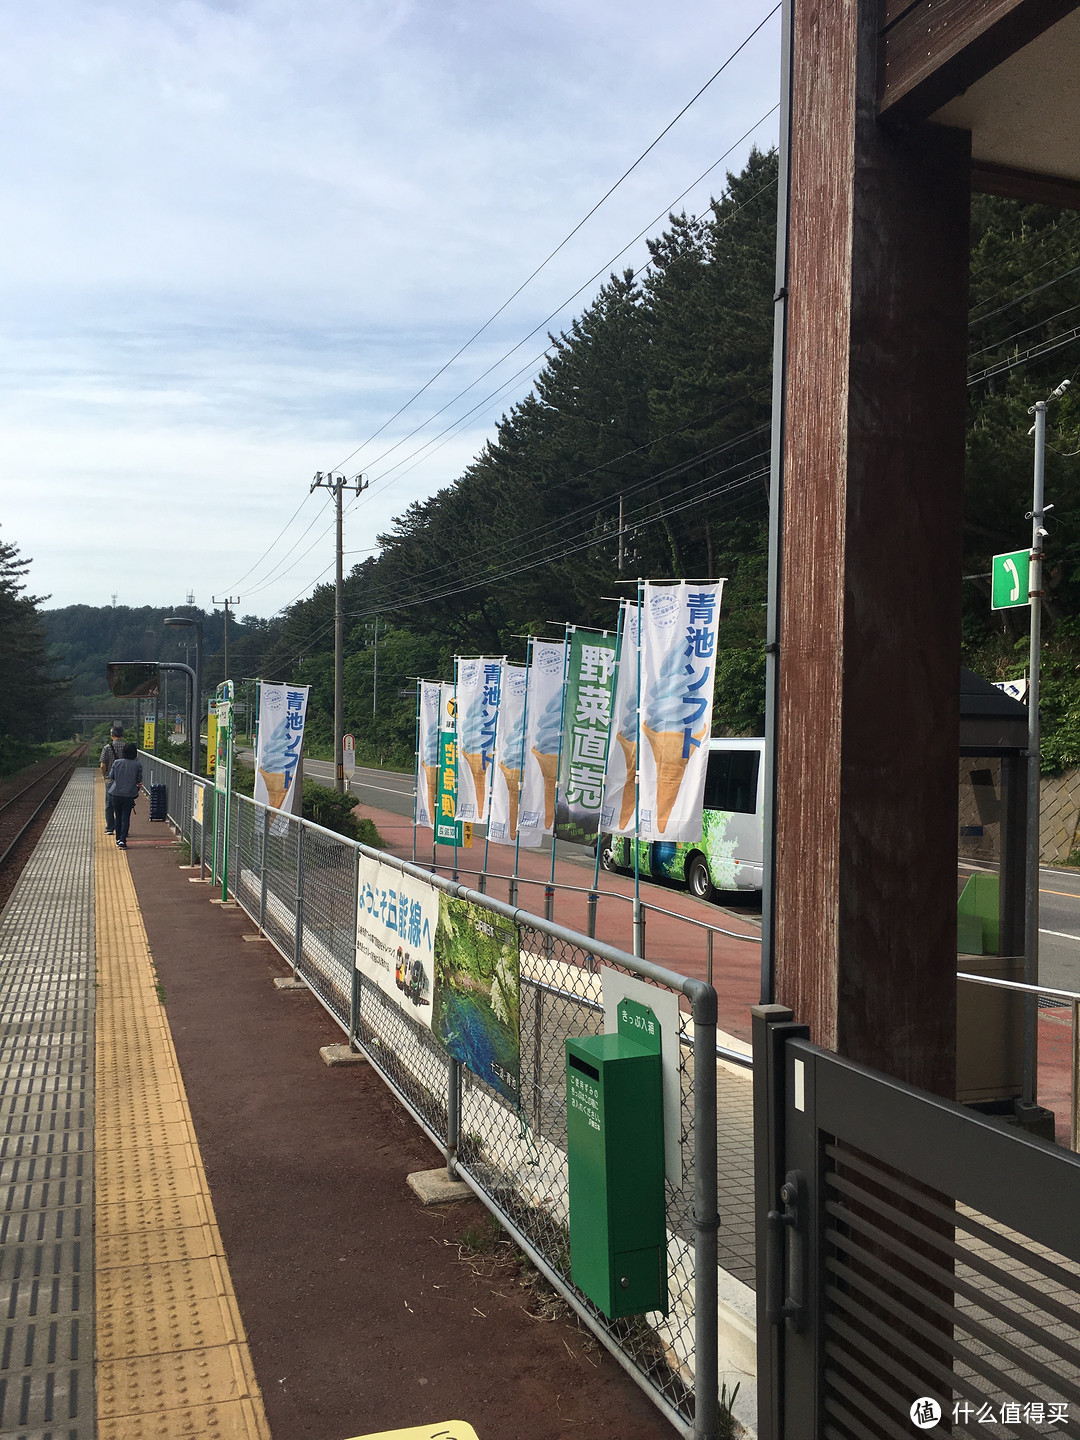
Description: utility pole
311,470,368,791
1023,377,1071,1102
372,616,378,716
212,596,239,682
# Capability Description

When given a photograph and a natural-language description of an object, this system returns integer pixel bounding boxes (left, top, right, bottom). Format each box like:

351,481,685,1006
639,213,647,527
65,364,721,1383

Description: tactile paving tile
0,766,96,1437
94,779,271,1440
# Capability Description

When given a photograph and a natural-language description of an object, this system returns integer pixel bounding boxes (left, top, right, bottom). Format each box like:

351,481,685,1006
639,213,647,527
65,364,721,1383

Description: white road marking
1039,928,1080,941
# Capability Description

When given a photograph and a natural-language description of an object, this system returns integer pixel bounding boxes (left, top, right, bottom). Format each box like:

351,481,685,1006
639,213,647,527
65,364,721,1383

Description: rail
0,745,88,870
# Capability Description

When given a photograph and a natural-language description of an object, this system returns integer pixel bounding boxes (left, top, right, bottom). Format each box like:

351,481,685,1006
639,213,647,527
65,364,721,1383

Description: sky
2,0,781,618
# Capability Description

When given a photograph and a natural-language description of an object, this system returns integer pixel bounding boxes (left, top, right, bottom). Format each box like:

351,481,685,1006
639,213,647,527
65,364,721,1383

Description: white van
600,737,765,899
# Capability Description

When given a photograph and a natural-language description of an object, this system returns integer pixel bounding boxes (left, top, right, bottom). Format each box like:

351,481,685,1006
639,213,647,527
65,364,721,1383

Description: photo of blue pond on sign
433,896,521,1104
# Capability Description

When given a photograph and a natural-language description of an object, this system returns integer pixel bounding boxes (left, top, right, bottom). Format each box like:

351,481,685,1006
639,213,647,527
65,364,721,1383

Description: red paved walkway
365,804,763,1045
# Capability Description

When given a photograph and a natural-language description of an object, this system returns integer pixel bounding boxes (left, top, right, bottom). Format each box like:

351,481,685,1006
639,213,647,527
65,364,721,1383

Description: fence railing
139,751,726,1440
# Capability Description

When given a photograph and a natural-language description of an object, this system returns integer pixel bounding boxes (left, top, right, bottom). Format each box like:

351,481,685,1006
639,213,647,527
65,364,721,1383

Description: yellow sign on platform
207,708,217,776
142,720,155,750
344,1426,479,1440
193,784,205,826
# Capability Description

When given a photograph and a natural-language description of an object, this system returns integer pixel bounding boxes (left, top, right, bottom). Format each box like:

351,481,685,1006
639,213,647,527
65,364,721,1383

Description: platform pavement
0,768,691,1439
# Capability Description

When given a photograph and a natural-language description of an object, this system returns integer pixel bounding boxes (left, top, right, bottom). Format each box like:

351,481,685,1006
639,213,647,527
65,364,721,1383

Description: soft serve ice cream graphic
613,644,640,830
643,641,706,833
458,668,490,821
497,692,527,836
531,688,563,830
258,703,293,812
420,693,440,824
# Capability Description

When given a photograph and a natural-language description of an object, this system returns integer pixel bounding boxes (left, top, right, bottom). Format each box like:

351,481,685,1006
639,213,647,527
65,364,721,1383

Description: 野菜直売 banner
454,657,502,824
415,680,442,829
253,682,309,815
517,638,567,847
555,629,617,845
355,856,437,1029
488,662,527,844
638,581,724,842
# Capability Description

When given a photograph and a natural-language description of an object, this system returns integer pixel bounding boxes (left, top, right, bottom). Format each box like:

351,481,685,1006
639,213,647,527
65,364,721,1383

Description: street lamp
163,616,204,775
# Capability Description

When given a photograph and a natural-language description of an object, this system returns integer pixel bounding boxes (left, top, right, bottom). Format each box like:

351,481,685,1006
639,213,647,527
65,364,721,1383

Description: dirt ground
124,807,678,1440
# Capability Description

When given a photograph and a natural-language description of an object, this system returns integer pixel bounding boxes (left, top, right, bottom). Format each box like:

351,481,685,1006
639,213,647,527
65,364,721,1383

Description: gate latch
766,1169,806,1332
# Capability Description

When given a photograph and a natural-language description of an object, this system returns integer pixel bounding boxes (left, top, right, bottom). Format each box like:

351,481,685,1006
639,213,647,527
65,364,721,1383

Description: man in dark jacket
107,743,142,849
99,723,125,835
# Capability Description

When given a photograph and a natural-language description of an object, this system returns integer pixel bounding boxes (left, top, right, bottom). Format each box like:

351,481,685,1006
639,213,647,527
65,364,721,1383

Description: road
1035,865,1080,993
297,760,1080,990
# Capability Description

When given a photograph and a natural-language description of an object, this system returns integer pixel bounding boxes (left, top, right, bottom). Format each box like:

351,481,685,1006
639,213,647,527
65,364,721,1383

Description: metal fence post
586,890,598,940
349,849,361,1051
1073,1000,1079,1152
447,1055,462,1180
508,877,518,909
259,805,269,934
188,773,196,866
293,822,305,977
706,928,714,987
633,898,645,958
544,884,555,964
690,979,720,1440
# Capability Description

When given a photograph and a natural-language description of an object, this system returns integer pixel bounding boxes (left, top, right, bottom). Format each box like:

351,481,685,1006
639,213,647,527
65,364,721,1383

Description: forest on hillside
43,148,1080,770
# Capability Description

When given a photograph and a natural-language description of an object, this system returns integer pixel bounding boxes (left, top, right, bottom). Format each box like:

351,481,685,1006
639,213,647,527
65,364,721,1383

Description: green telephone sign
991,549,1030,610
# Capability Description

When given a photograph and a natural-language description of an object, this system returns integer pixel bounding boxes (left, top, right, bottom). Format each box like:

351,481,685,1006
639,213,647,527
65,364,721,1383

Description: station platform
0,768,676,1440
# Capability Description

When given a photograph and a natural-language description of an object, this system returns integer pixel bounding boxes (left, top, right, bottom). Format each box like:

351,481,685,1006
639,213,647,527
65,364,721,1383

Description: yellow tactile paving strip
94,778,272,1440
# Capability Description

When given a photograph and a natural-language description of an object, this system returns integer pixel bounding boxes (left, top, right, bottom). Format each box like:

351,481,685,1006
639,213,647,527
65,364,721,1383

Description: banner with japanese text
454,657,502,824
488,662,527,844
206,702,217,777
253,682,309,815
415,679,442,829
601,601,640,836
433,895,520,1102
555,629,617,845
637,581,724,842
435,681,469,846
355,855,437,1030
214,681,234,794
518,638,567,847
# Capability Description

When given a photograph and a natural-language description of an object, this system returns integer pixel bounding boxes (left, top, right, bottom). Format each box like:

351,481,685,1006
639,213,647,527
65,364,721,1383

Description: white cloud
1,0,780,615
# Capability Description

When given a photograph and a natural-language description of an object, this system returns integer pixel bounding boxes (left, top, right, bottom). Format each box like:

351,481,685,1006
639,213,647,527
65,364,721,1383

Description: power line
323,6,781,476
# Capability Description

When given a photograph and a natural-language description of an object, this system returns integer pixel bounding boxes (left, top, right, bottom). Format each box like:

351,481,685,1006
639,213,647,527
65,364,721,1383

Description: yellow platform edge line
94,777,272,1440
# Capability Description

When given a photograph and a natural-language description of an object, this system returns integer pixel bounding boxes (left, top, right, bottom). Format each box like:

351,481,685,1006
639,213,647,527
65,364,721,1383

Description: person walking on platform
107,743,142,849
99,723,125,835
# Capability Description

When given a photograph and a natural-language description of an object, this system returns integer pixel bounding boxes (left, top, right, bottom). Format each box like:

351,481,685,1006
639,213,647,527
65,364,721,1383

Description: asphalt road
300,758,1080,992
1036,864,1080,993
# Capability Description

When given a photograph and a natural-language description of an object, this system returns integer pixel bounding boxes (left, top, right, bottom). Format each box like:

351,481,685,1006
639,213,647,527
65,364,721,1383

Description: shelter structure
765,0,1080,1098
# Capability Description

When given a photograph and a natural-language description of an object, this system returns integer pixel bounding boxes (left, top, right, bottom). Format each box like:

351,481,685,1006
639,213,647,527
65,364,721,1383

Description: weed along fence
139,751,731,1440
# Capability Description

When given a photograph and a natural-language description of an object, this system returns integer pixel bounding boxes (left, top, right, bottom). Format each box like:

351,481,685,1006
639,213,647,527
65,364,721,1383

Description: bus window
704,749,760,814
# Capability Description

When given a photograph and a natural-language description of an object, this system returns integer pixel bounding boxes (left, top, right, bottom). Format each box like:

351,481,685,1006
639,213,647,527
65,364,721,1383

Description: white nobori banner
637,581,724,843
488,661,528,844
415,679,442,829
454,657,502,824
517,638,566,847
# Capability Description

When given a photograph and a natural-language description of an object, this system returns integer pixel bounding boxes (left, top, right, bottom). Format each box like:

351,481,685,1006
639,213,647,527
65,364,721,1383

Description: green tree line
42,150,1080,771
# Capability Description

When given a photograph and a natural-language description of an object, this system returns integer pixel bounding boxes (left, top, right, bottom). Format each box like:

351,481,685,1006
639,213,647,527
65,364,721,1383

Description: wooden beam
777,0,970,1097
972,160,1080,209
879,0,1080,119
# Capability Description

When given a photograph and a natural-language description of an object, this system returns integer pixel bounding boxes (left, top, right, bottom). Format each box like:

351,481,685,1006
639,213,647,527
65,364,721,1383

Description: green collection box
565,1025,667,1319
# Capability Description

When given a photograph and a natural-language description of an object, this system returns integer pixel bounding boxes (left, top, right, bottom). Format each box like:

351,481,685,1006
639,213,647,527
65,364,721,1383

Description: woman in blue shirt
107,743,143,849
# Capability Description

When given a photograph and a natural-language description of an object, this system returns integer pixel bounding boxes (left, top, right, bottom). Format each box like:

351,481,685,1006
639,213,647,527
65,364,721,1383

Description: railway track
0,745,88,903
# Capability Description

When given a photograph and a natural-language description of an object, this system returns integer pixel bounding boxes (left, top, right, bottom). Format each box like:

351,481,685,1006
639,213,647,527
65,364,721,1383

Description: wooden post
773,0,971,1098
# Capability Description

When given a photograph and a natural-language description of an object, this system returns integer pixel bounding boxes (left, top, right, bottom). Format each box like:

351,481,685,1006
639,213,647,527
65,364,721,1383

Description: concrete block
407,1168,472,1206
188,877,211,884
320,1044,368,1067
210,898,239,907
242,934,271,943
273,976,307,992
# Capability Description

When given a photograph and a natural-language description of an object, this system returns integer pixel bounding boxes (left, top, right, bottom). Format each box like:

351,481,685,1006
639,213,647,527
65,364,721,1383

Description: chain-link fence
138,752,724,1439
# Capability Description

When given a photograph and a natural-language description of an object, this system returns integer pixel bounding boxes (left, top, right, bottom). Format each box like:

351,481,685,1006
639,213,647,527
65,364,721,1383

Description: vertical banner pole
549,626,571,890
633,581,644,958
452,661,460,883
413,678,421,866
594,604,625,891
513,639,533,900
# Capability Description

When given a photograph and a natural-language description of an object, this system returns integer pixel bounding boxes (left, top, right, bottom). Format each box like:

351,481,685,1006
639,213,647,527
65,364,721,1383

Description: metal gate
753,1004,1080,1439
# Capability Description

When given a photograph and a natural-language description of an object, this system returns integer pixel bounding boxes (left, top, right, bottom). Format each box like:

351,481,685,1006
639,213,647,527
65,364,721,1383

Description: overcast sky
2,0,780,618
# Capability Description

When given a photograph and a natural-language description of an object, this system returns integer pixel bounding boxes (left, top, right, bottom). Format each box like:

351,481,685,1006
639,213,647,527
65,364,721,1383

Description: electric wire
323,4,781,477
